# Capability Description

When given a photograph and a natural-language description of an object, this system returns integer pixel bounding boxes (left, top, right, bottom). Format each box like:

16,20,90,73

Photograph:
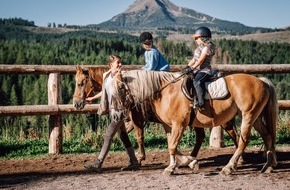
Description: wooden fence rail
1,100,290,116
0,104,99,116
0,64,290,154
1,64,290,74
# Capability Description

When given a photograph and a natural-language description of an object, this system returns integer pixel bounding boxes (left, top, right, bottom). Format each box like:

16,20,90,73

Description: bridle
73,74,97,100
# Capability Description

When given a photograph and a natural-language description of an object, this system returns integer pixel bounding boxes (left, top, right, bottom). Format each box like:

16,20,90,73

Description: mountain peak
96,0,268,34
125,0,177,13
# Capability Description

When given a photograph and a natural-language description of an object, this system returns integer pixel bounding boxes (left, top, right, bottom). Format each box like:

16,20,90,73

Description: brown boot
121,147,140,171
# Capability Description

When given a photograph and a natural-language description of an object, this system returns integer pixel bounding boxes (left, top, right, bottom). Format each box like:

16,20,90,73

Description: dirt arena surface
1,146,290,190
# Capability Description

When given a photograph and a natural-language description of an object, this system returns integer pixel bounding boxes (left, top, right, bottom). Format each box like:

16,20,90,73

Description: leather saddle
181,70,228,101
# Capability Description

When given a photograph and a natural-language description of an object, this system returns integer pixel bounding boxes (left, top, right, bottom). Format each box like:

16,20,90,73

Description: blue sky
0,0,289,29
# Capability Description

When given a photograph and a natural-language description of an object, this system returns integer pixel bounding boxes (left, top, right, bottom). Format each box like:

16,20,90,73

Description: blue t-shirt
143,46,170,71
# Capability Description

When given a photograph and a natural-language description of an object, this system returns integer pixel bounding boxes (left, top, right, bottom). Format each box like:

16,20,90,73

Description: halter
73,76,96,100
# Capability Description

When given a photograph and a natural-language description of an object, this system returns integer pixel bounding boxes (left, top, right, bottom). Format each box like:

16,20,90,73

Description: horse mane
88,67,109,83
121,70,182,103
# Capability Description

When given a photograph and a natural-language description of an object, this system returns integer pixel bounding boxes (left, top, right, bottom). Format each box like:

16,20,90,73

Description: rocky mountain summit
95,0,271,34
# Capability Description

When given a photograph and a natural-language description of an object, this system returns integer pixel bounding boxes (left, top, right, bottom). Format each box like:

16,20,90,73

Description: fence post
48,73,62,154
209,126,225,148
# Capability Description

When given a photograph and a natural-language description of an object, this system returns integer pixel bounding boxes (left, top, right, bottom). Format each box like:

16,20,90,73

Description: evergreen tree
10,85,18,105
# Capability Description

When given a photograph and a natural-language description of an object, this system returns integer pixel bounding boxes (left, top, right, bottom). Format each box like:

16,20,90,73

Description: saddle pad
205,77,228,100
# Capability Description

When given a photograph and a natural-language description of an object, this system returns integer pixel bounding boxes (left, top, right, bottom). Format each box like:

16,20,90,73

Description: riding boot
121,147,140,171
194,84,205,110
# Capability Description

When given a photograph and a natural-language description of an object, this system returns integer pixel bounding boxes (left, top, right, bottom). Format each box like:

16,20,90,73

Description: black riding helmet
192,26,212,38
140,32,153,43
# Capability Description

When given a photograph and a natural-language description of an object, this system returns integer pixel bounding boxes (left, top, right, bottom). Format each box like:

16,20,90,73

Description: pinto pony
72,66,239,165
113,70,278,175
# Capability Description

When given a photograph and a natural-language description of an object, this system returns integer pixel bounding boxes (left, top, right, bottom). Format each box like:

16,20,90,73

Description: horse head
73,65,94,110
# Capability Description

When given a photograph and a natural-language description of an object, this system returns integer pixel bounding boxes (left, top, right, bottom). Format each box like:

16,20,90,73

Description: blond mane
121,70,182,103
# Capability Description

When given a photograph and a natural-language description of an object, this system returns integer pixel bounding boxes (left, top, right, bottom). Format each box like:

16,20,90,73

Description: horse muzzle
73,98,86,110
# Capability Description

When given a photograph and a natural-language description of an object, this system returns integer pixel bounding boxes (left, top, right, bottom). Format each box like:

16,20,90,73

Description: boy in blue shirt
139,32,170,71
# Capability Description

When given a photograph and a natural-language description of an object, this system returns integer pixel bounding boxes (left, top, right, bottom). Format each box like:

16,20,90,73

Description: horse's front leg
223,119,245,164
125,120,146,164
125,111,146,165
133,123,146,164
163,125,186,175
223,119,239,147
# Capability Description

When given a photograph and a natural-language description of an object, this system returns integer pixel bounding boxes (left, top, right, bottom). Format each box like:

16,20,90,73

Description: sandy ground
1,146,290,190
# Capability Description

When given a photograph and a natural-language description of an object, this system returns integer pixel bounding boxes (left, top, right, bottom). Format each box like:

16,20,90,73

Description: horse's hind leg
253,117,277,172
221,115,253,175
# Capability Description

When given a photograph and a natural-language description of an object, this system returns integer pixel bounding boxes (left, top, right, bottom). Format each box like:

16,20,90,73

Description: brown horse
72,66,239,165
113,70,278,175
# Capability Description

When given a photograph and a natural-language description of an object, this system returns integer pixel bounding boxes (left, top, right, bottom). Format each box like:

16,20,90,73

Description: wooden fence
1,64,290,153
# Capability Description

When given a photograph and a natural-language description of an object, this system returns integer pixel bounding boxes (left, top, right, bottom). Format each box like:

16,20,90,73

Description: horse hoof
188,160,198,170
163,168,174,175
261,151,275,173
137,156,145,165
220,167,232,175
264,167,274,173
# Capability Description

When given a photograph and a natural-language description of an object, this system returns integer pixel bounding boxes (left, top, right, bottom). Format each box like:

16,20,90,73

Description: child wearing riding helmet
139,32,170,71
186,26,215,110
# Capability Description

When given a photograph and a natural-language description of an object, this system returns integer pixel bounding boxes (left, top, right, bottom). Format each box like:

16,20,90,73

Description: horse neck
88,67,107,92
122,70,169,102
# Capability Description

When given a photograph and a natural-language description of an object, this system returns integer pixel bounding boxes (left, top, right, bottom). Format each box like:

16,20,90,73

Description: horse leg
189,120,239,168
190,127,205,157
163,124,186,175
223,119,239,147
124,120,145,164
253,117,277,173
126,111,147,165
221,116,253,175
191,118,238,157
222,119,245,164
125,120,134,133
175,149,197,171
156,124,194,170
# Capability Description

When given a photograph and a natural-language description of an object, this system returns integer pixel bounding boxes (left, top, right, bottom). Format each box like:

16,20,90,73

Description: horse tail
259,77,278,147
